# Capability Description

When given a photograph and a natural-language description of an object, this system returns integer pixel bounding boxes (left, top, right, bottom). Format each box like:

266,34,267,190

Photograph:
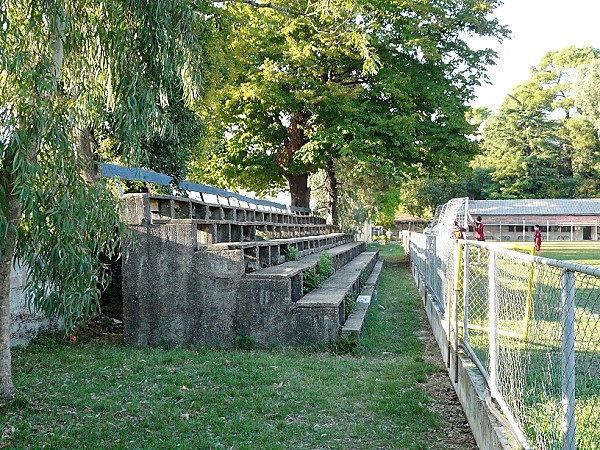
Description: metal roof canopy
468,199,600,216
99,163,311,213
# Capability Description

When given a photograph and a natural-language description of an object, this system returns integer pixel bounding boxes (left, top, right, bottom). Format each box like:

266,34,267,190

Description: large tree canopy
574,59,600,136
0,0,204,398
194,0,508,220
475,46,600,199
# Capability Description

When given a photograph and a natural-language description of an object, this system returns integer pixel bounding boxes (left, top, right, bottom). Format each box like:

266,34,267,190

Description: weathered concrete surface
9,262,62,347
341,302,369,336
123,221,374,348
341,257,384,337
123,224,243,347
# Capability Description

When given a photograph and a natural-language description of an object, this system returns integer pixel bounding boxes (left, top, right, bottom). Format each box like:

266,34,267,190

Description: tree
0,0,203,399
574,59,600,135
476,46,600,199
195,0,508,221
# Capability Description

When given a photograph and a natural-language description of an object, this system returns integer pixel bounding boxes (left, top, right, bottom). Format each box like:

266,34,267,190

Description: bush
303,251,334,294
284,244,299,261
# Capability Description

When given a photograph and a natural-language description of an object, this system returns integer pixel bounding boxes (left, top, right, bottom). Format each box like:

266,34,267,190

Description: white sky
470,0,600,111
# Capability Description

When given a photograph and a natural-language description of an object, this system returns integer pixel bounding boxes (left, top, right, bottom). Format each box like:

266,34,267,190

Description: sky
470,0,600,111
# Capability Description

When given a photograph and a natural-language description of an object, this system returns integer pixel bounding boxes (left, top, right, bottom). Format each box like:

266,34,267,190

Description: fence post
463,244,470,348
561,269,576,450
451,241,462,382
488,250,499,397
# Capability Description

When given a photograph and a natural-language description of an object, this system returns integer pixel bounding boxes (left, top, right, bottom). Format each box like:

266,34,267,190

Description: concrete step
296,251,379,308
245,242,366,302
205,233,354,272
341,257,384,337
294,251,379,333
124,193,330,227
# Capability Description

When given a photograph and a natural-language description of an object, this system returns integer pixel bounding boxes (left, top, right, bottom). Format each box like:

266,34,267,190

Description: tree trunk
0,194,20,400
324,159,338,225
0,10,64,400
79,127,100,182
286,173,311,208
280,112,312,208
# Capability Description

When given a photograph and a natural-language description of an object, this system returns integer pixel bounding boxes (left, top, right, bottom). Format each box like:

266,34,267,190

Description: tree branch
211,0,300,15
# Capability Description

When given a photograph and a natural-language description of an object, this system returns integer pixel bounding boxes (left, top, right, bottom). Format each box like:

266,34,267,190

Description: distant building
467,199,600,241
394,214,428,232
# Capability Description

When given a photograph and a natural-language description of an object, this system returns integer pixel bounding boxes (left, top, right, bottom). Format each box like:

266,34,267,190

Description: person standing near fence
469,214,485,241
533,224,542,255
385,228,393,243
424,222,432,234
451,221,466,239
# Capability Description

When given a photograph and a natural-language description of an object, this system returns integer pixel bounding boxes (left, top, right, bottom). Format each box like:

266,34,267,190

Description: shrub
303,251,334,294
284,244,299,261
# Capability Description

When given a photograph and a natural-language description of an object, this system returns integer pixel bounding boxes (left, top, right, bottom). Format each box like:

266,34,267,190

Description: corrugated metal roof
394,214,426,222
99,163,293,211
468,199,600,216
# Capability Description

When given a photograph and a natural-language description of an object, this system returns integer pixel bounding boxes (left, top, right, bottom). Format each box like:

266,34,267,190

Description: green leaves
477,46,600,200
574,59,600,135
1,0,207,332
16,166,125,331
302,251,334,294
196,0,505,214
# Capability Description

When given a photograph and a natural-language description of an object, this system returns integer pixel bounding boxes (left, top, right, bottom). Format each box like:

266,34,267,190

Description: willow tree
0,0,203,398
196,0,507,222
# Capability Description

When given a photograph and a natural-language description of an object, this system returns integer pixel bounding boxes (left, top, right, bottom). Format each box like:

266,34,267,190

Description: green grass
498,240,600,267
0,243,447,449
538,241,600,267
461,240,600,447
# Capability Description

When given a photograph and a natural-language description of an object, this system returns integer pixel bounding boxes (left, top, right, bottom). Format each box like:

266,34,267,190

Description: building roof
394,213,427,223
468,199,600,216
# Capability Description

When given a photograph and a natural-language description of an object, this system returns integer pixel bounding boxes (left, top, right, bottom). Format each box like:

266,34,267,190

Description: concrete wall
9,263,62,347
122,223,344,348
416,270,521,450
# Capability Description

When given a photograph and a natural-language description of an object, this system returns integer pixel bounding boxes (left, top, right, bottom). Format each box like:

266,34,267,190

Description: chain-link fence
403,231,600,450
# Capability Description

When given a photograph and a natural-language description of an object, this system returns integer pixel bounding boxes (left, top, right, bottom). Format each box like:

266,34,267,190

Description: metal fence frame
403,231,600,450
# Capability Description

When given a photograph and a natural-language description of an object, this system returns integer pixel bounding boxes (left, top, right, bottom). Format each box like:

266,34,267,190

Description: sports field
464,239,600,448
498,241,600,268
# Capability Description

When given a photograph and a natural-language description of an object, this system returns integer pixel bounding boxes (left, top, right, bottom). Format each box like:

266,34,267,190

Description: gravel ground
417,306,480,449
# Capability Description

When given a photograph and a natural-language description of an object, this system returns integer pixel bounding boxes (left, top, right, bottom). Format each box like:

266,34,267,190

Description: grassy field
538,241,600,267
462,240,600,448
0,244,453,449
499,240,600,267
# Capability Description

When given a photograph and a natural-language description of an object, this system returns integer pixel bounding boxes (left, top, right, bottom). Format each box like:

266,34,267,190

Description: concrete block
8,262,62,347
121,194,151,225
194,249,245,278
341,302,369,335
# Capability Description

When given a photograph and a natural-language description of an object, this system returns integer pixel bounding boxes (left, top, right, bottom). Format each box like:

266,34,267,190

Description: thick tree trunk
280,112,312,208
324,159,338,225
286,173,311,208
0,195,20,400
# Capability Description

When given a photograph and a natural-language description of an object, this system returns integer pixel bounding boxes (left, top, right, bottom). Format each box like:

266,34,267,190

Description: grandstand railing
403,231,600,450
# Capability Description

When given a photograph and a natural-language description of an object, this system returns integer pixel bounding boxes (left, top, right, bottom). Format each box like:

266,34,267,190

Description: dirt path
417,305,479,449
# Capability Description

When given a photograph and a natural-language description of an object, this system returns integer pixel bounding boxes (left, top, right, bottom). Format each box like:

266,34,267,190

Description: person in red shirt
451,221,466,239
533,224,542,255
469,214,485,241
